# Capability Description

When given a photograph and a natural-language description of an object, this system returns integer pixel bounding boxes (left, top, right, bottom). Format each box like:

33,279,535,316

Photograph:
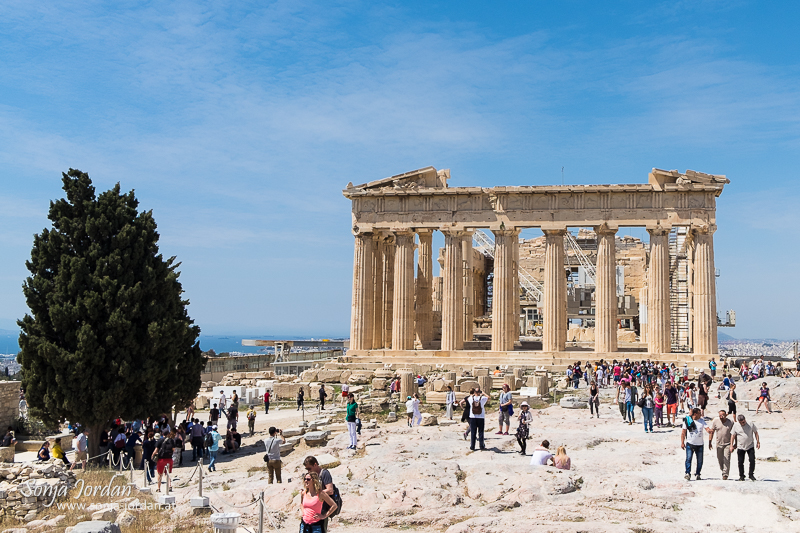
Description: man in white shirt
468,389,489,451
730,414,760,481
530,439,555,466
405,396,415,427
219,391,227,411
70,428,88,471
681,408,711,480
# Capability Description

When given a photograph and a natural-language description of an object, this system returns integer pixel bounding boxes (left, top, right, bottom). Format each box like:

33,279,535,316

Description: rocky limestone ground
164,387,800,533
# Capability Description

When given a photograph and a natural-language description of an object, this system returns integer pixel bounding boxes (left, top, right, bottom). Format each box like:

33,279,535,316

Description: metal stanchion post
259,491,264,533
199,457,203,497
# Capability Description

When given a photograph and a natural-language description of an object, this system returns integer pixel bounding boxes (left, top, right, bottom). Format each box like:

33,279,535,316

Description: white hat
521,401,529,407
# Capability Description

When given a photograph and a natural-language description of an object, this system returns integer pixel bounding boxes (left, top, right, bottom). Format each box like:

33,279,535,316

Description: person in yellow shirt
51,437,71,467
246,406,257,435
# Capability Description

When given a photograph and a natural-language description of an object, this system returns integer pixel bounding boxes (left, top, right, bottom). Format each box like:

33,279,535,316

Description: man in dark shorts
665,381,679,427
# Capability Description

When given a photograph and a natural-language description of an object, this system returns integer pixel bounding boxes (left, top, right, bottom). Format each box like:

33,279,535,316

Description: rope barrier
208,487,262,509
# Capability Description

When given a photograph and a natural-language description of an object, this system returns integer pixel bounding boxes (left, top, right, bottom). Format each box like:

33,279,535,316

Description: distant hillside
718,332,737,341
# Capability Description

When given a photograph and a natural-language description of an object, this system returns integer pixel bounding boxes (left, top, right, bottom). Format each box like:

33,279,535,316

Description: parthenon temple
343,167,729,368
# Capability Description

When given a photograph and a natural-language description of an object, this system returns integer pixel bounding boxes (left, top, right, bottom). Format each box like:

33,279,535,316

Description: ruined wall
0,382,20,431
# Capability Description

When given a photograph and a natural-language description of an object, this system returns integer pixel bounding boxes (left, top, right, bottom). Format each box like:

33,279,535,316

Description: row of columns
351,225,717,355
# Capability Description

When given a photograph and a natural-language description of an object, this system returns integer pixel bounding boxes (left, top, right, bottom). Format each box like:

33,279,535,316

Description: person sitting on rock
554,445,571,470
37,441,50,461
530,440,554,467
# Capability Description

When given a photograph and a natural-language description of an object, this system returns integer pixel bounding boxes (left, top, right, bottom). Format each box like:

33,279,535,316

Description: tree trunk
88,423,105,465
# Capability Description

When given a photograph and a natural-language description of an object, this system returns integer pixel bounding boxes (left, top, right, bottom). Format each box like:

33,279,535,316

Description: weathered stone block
371,378,387,390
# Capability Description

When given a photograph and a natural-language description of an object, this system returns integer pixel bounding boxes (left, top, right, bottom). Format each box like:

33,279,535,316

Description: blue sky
1,1,798,341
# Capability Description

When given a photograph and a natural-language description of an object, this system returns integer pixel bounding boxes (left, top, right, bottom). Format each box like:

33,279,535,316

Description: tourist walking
460,388,475,440
615,381,627,422
264,427,285,483
411,393,422,426
318,385,327,411
731,414,760,481
654,390,665,427
467,389,489,451
299,471,338,533
297,388,305,411
264,391,270,413
755,382,772,414
247,406,257,435
726,383,738,416
641,385,654,432
141,431,157,484
190,418,204,461
445,385,456,420
226,403,238,431
709,410,733,480
681,408,708,480
303,455,337,532
589,380,600,418
340,383,349,406
70,428,88,471
154,431,176,492
207,425,221,472
626,381,638,425
219,390,227,412
210,403,220,426
497,384,513,435
515,401,533,455
405,395,414,427
665,382,678,426
346,393,360,449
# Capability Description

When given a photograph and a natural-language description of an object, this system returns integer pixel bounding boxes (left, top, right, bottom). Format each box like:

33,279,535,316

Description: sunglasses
304,477,312,481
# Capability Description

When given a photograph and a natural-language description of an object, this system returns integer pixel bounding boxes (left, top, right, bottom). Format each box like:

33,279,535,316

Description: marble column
350,233,374,351
392,231,415,350
543,229,566,353
382,237,395,349
462,232,474,344
415,230,434,349
492,229,520,351
647,227,671,354
595,225,618,353
441,230,465,351
371,235,384,349
692,226,718,355
513,230,520,341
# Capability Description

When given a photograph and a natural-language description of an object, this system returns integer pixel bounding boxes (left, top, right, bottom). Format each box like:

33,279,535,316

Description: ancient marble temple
343,167,729,365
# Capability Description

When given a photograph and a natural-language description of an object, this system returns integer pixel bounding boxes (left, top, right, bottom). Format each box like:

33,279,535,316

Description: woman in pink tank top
300,472,337,533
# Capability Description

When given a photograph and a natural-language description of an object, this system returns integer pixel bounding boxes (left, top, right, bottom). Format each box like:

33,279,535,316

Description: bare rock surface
165,382,800,533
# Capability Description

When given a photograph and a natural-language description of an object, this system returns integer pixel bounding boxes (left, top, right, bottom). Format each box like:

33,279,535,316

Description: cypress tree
17,169,206,458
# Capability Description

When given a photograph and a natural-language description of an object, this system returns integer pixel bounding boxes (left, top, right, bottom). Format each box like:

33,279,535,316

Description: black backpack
158,438,174,459
204,432,214,448
321,483,343,518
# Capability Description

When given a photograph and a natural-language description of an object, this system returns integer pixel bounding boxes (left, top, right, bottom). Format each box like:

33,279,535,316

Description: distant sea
0,330,345,356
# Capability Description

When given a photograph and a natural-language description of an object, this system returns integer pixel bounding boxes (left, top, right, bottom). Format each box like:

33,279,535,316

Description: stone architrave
371,235,384,349
647,227,671,354
441,230,465,351
350,233,374,350
415,230,434,349
543,229,566,352
492,229,519,351
595,225,618,353
693,225,718,355
392,231,416,350
382,236,395,349
462,232,474,343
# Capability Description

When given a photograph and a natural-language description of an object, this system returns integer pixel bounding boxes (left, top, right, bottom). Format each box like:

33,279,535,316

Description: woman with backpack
640,385,654,433
153,431,176,493
460,388,475,440
299,471,338,533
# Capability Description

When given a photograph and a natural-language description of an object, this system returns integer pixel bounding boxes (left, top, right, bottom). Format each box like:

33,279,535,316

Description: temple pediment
649,168,729,192
346,166,449,191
